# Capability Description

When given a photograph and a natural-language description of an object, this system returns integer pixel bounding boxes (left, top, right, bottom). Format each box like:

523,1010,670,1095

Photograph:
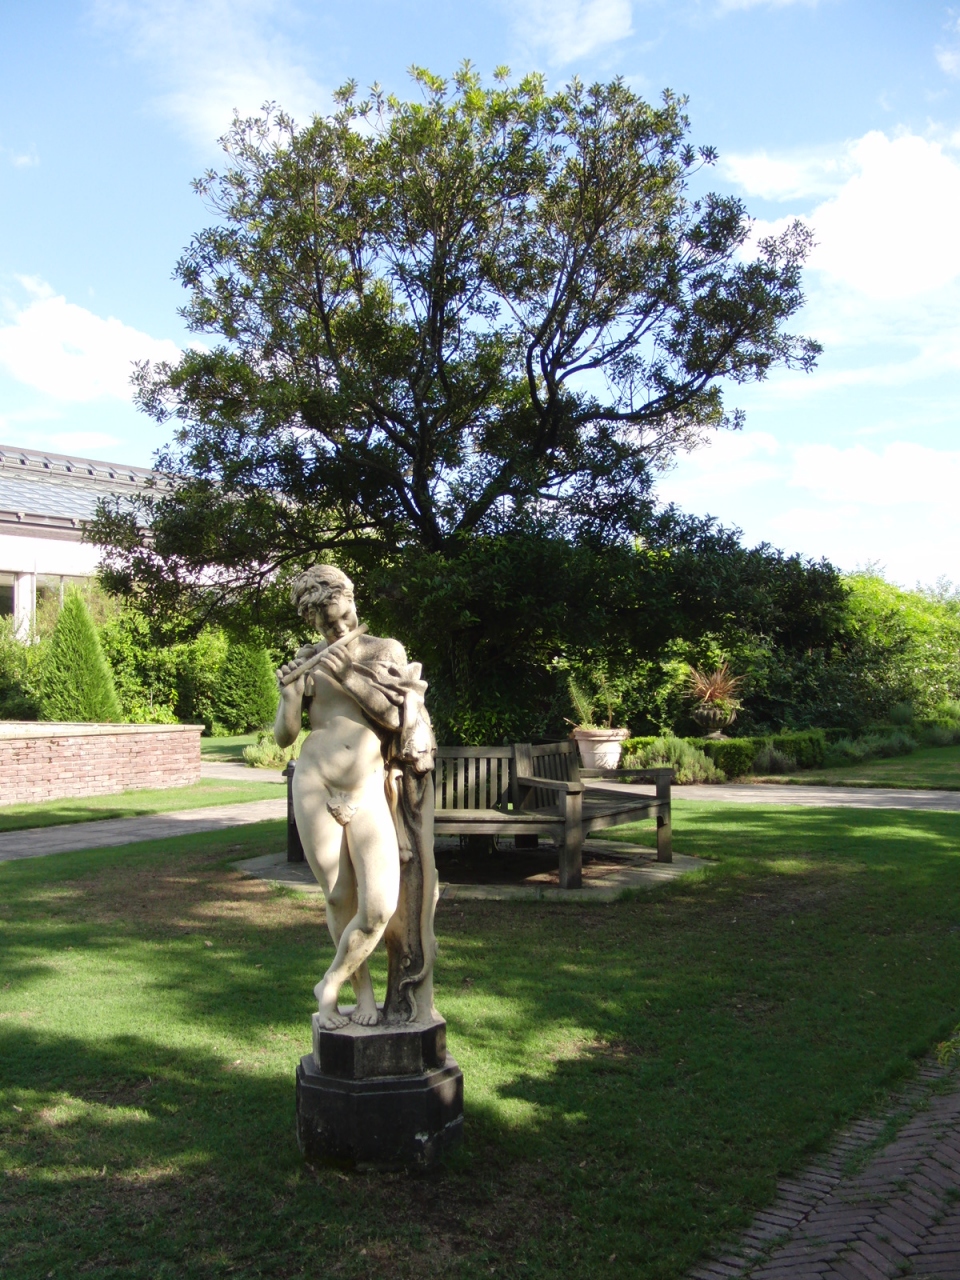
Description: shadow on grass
4,808,960,1278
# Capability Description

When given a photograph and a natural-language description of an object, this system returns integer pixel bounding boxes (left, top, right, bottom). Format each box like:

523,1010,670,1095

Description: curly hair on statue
290,565,354,615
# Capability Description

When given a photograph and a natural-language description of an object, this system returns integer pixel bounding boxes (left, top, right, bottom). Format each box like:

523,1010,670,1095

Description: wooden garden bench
285,744,672,891
434,742,672,890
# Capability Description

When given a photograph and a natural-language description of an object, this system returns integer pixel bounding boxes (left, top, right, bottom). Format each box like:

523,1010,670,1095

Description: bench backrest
435,745,514,812
514,741,580,812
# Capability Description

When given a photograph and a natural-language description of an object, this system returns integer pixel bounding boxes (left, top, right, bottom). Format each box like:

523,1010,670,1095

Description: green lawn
768,743,960,790
0,778,283,834
198,733,260,762
3,803,960,1278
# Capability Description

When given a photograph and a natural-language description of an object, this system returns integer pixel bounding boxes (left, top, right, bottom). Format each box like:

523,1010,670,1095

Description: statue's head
290,564,357,637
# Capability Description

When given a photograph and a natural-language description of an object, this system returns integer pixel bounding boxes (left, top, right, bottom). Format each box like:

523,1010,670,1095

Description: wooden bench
284,744,672,891
434,742,672,890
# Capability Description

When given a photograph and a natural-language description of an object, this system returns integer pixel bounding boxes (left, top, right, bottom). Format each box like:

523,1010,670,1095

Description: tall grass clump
243,728,307,768
38,588,121,723
623,736,724,783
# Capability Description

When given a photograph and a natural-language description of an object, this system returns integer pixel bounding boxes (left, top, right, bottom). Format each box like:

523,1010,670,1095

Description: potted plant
687,663,743,738
565,675,629,769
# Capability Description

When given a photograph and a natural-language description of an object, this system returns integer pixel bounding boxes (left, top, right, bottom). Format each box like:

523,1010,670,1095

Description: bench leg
560,793,583,889
656,812,672,864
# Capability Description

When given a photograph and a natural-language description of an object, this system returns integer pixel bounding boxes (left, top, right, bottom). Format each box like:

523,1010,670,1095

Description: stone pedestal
295,1011,463,1169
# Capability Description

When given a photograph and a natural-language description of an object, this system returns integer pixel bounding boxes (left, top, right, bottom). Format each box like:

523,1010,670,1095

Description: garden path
0,795,286,862
691,1056,960,1279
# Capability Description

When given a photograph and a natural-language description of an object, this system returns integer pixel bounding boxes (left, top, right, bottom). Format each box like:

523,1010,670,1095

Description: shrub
0,617,42,719
621,736,659,757
623,736,724,784
888,700,915,726
697,737,758,778
920,725,960,747
243,729,307,768
214,642,278,734
38,588,121,723
753,744,797,775
824,730,916,768
771,729,826,769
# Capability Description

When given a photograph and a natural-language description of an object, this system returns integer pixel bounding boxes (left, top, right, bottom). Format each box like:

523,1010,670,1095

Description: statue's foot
314,979,349,1030
350,1002,379,1027
316,1008,350,1030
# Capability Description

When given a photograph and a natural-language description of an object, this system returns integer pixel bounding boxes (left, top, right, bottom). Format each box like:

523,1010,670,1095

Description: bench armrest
516,773,585,795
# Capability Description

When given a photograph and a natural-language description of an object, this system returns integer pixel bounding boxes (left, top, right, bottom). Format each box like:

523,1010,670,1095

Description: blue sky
1,0,958,585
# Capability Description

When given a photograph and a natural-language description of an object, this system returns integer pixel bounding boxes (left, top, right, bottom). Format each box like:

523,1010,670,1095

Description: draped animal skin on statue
273,565,438,1029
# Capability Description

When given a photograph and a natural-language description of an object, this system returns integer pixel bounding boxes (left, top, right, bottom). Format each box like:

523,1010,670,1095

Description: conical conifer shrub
214,641,278,733
39,587,122,722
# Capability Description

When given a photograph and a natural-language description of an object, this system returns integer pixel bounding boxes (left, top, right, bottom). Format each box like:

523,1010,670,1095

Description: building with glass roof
0,445,163,633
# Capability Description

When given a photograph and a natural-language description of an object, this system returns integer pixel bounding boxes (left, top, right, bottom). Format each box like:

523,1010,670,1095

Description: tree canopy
94,64,819,612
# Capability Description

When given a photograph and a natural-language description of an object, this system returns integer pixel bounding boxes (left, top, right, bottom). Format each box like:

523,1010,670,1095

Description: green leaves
105,66,818,587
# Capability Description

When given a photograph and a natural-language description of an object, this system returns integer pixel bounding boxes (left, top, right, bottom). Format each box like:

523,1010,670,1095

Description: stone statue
274,565,438,1030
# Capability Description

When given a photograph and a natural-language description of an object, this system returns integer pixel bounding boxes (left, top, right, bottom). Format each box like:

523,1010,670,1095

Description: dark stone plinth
311,1011,446,1079
296,1052,464,1169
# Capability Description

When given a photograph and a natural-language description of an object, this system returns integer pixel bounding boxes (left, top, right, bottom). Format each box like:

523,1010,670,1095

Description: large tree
95,64,819,613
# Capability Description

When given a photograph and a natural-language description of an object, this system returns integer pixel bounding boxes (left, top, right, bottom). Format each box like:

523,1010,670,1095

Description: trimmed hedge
697,738,758,778
770,729,825,769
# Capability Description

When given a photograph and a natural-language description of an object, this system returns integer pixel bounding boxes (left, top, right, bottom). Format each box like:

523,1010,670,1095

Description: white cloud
722,148,852,202
0,279,182,402
90,0,327,144
656,432,960,584
736,130,960,299
511,0,633,64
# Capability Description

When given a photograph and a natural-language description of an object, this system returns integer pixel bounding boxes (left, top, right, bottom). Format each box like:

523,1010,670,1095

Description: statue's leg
314,787,400,1029
293,771,355,1029
324,836,379,1024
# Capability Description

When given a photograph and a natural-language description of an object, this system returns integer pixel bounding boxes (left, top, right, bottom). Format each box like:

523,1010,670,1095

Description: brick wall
0,724,202,805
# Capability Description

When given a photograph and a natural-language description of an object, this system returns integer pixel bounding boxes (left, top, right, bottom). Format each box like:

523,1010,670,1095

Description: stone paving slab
689,1059,960,1279
0,797,286,862
230,845,709,901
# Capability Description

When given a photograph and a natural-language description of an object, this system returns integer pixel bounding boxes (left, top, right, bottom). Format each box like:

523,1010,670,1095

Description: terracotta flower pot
571,727,629,769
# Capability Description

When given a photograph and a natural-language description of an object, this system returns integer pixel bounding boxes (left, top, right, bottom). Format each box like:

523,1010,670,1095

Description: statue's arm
317,637,409,733
273,645,317,747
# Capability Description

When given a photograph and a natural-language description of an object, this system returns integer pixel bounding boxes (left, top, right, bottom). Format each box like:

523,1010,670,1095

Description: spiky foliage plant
687,662,744,714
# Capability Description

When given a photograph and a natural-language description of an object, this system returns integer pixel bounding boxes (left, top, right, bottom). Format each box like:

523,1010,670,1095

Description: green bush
39,588,121,723
621,736,659,757
0,618,43,719
824,730,917,768
215,642,278,734
243,729,307,768
920,725,960,747
623,736,724,784
771,729,826,769
753,743,797,774
697,738,758,778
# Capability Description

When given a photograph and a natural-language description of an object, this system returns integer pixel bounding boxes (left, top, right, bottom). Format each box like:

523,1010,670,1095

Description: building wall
0,532,102,634
0,723,202,804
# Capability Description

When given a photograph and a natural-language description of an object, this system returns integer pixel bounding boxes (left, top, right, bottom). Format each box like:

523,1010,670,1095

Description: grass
0,778,283,834
2,802,960,1278
199,734,260,762
768,743,960,790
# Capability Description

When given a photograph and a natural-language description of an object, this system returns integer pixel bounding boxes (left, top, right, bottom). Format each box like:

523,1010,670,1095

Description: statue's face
306,585,357,639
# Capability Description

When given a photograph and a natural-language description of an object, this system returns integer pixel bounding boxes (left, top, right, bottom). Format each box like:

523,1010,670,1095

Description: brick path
691,1059,960,1279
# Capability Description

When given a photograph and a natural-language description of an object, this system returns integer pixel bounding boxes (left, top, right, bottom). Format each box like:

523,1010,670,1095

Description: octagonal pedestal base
296,1051,463,1169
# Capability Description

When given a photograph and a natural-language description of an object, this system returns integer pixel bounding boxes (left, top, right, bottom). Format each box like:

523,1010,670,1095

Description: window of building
0,573,14,618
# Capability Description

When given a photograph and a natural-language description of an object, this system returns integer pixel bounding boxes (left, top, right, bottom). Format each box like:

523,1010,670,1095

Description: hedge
770,729,826,769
